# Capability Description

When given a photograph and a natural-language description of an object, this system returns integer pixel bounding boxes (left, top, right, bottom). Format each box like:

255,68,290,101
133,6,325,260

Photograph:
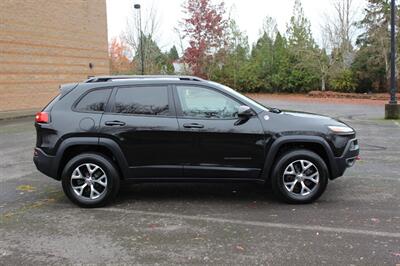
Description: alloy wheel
70,163,108,200
282,159,320,198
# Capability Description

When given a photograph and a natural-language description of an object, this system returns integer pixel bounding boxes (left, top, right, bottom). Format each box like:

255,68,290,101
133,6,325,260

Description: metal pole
134,4,144,75
139,9,144,75
390,0,398,104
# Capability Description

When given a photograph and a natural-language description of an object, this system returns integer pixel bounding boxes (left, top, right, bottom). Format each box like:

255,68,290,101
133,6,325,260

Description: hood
283,110,342,123
260,109,353,135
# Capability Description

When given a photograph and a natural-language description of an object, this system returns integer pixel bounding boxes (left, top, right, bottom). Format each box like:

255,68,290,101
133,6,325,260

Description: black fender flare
261,135,337,180
54,137,129,179
98,137,130,179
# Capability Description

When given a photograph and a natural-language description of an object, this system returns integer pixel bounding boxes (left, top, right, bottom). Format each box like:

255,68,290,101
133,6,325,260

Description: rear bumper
33,148,60,180
330,138,359,179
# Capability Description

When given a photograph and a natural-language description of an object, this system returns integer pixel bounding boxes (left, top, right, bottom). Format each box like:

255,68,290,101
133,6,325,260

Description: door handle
183,123,204,129
105,121,126,126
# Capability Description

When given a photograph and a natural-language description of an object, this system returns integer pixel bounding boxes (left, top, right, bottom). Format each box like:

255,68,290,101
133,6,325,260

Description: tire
61,152,120,208
271,149,329,204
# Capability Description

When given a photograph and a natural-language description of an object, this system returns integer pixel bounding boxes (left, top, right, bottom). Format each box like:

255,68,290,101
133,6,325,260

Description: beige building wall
0,0,109,111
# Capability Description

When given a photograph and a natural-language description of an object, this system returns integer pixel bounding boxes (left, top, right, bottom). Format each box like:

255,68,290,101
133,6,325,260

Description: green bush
330,69,357,93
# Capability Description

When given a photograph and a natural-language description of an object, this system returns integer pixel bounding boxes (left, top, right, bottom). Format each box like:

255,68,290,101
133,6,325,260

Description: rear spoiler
59,83,78,99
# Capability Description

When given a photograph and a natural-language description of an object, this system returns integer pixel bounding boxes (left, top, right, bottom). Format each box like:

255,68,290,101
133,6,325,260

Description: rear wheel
61,153,120,208
271,149,328,204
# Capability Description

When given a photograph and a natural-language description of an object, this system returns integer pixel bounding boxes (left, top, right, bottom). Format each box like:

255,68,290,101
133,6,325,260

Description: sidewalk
0,109,37,121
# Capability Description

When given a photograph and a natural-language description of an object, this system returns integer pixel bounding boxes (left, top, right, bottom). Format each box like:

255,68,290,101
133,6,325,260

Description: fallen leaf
370,218,380,224
3,212,14,218
235,245,245,251
16,185,36,192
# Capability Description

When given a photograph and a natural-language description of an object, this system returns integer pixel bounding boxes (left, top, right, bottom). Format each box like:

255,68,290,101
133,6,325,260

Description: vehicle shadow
115,182,278,204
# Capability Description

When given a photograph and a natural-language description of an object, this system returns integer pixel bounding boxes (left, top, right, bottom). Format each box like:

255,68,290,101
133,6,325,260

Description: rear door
174,84,265,179
100,84,182,178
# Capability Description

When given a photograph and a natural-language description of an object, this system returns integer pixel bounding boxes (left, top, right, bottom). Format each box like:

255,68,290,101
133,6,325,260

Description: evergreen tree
168,45,179,61
353,0,397,92
287,0,315,49
271,32,290,91
133,34,174,74
352,44,386,92
250,33,275,91
210,19,251,91
286,0,321,92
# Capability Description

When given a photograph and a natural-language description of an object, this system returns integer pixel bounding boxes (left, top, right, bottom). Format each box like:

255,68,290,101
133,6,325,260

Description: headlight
328,125,354,133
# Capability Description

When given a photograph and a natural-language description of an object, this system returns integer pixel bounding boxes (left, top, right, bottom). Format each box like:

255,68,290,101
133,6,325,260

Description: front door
100,84,182,178
174,85,265,179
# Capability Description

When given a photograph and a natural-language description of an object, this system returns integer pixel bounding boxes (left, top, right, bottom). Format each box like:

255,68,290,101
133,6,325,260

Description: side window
176,86,240,119
114,86,169,116
75,89,111,112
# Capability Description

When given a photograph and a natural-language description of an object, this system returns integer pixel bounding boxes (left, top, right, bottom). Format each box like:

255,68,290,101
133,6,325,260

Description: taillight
35,112,49,123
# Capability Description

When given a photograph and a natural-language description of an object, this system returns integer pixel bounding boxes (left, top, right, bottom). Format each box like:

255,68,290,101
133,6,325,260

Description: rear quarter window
75,89,111,112
43,94,61,112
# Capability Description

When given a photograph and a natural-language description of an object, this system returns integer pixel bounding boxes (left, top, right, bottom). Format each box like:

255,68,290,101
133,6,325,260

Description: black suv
34,75,359,207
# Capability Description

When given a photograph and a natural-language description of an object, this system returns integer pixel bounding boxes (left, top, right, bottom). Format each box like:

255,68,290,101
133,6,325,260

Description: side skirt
121,177,266,184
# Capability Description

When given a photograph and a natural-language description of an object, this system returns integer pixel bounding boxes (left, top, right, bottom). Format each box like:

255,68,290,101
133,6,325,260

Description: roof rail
84,75,204,83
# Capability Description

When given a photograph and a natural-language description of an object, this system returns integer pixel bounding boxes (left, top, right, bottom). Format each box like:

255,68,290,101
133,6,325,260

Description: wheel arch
262,136,336,181
55,137,129,180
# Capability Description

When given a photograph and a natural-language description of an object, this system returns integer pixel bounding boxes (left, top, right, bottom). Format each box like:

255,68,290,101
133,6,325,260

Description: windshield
208,81,269,112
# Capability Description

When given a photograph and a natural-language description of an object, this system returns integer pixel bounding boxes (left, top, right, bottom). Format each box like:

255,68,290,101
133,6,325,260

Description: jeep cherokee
33,75,359,207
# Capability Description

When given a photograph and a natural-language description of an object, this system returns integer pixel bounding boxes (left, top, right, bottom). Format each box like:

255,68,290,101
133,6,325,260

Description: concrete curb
0,109,37,121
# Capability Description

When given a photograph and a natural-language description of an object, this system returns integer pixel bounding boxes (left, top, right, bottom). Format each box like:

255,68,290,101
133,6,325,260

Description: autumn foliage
109,38,132,74
181,0,227,79
110,0,393,93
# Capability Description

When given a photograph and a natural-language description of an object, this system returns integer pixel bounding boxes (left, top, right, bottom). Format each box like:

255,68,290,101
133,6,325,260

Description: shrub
330,69,356,93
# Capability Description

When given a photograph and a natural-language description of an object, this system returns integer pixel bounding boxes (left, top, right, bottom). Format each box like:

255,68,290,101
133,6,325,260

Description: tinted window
114,86,169,116
75,89,111,112
176,86,240,119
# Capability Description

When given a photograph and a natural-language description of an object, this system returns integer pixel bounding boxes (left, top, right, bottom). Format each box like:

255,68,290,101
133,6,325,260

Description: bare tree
318,0,360,91
316,48,330,91
124,4,159,50
322,0,358,68
123,4,161,74
318,22,334,91
173,27,190,74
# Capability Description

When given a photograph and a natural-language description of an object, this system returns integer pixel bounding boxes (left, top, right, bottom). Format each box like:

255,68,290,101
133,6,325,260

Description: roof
85,75,204,83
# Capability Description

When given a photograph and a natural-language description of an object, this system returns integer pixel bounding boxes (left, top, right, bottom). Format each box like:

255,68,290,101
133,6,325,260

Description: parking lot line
95,207,400,239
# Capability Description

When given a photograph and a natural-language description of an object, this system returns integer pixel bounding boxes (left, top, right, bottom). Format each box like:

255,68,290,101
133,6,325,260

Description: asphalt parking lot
0,98,399,265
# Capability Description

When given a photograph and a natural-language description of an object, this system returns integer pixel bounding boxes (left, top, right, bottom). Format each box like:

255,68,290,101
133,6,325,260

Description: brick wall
0,0,110,111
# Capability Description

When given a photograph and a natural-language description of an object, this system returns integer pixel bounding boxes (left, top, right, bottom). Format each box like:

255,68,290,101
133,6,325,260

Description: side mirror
237,105,253,118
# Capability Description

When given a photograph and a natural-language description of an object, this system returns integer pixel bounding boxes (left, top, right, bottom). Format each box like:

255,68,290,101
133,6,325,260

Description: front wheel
271,149,329,204
61,153,120,208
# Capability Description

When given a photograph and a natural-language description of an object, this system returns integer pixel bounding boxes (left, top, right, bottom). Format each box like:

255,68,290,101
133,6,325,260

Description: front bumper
33,148,60,180
330,138,359,179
